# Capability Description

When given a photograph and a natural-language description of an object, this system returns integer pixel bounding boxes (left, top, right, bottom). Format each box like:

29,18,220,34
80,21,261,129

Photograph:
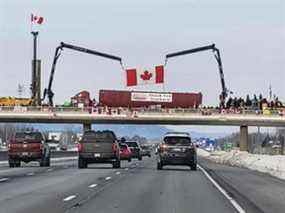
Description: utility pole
31,31,41,106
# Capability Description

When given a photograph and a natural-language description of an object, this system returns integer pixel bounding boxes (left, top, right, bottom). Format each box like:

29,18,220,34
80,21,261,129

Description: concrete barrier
0,150,77,161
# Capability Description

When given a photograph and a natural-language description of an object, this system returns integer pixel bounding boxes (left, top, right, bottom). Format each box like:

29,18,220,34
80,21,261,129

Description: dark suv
77,130,121,169
126,141,142,160
8,131,50,167
141,144,151,158
157,132,197,170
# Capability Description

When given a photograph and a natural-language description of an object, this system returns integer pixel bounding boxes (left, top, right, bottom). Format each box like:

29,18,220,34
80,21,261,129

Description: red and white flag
31,14,44,24
126,65,164,87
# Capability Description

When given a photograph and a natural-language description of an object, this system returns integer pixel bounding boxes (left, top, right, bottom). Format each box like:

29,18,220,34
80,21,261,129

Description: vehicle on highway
46,139,60,151
125,141,142,160
60,144,68,151
8,131,50,168
141,144,152,158
119,143,132,162
157,132,197,170
77,130,121,169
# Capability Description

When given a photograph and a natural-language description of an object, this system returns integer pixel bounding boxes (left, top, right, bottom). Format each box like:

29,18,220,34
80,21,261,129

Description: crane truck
42,42,122,106
165,44,232,108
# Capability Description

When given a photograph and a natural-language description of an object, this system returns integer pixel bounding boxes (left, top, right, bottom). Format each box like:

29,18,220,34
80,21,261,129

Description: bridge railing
0,106,284,117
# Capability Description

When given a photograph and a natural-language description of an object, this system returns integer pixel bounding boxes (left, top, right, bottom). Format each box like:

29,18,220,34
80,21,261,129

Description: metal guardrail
0,106,284,117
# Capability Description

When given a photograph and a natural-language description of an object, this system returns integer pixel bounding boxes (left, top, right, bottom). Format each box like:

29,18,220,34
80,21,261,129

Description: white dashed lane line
63,195,77,202
115,171,121,175
26,172,34,176
0,178,9,182
105,176,111,181
125,168,129,171
46,168,53,172
88,184,98,188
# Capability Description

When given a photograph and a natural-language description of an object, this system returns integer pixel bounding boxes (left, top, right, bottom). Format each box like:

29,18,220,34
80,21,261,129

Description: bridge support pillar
83,123,92,132
240,125,248,151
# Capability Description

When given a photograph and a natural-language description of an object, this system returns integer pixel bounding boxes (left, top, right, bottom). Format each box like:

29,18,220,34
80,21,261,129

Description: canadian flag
31,14,44,24
126,65,164,86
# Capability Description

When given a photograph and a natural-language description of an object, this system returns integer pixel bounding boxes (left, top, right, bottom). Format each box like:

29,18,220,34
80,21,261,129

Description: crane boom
166,44,216,59
42,42,122,106
165,44,230,107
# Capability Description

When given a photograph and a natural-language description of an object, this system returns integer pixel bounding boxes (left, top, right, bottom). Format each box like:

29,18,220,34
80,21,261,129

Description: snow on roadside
198,148,285,180
197,148,211,157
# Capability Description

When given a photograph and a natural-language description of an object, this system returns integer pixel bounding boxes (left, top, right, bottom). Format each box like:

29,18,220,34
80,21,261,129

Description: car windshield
141,145,150,150
126,142,138,147
82,131,116,143
14,132,42,142
119,144,127,149
164,137,191,146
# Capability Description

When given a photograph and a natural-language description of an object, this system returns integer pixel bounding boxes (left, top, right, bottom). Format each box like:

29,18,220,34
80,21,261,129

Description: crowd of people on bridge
223,94,283,110
214,93,285,116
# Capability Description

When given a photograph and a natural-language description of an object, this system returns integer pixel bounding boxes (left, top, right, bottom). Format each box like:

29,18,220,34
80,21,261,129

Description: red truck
99,90,202,108
70,90,94,107
8,131,51,167
119,143,132,162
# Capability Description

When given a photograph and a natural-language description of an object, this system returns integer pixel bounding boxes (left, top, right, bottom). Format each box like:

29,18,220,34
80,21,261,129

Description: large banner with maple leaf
126,65,164,86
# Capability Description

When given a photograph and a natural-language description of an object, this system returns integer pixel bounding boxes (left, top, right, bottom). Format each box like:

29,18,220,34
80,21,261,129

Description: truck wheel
190,164,197,171
113,160,121,168
15,160,21,167
40,156,49,167
138,156,142,161
9,159,15,168
78,157,87,169
128,158,132,162
46,156,50,167
157,162,163,170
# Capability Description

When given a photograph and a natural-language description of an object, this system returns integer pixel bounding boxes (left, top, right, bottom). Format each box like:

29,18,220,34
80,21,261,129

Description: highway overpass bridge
0,107,284,151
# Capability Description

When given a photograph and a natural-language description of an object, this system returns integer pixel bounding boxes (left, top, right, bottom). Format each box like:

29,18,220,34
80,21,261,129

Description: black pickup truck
77,130,121,169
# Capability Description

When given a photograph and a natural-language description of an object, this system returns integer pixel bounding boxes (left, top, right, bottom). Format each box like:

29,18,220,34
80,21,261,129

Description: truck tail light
112,143,117,153
8,139,16,151
77,143,83,152
159,144,168,153
39,144,44,151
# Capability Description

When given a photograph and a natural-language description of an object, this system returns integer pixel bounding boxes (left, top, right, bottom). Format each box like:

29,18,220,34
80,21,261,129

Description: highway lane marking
125,168,128,170
26,172,34,176
47,168,53,172
0,178,9,182
63,195,77,202
88,184,98,188
105,176,111,180
115,171,121,175
198,165,246,213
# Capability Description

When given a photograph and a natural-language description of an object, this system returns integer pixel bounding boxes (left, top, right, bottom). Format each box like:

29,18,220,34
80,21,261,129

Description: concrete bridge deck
0,107,284,127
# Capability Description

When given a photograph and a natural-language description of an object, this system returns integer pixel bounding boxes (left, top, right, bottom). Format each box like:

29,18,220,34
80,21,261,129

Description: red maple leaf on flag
140,70,152,80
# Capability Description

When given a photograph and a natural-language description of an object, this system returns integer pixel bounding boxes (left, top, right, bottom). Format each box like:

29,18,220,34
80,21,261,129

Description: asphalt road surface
0,156,284,213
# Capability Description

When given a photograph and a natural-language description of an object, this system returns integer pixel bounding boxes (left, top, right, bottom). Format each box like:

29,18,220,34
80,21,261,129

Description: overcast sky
0,0,284,133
